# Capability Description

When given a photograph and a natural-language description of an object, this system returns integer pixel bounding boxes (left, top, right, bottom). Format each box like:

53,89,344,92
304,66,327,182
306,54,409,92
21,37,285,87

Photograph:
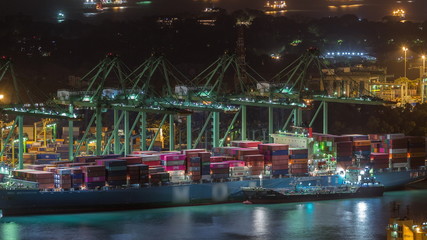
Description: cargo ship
0,130,425,216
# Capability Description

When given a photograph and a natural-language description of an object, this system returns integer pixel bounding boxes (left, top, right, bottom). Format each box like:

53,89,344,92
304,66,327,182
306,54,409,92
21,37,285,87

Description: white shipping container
167,170,185,177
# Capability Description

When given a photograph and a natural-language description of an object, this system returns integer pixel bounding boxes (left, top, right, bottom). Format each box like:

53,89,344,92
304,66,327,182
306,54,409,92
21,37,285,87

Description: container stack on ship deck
82,165,105,189
388,137,408,169
334,136,353,170
160,153,186,183
289,148,309,176
258,143,289,176
407,137,426,168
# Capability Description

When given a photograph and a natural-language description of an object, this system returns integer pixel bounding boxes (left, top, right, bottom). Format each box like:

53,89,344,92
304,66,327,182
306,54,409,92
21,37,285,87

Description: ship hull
0,169,425,216
242,185,384,204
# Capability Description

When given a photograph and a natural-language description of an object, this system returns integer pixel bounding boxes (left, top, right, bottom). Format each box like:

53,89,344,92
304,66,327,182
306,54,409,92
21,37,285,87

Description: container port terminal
0,48,426,216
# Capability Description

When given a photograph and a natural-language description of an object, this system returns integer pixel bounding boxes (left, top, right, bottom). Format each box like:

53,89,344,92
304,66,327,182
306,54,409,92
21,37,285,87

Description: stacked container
243,154,264,175
210,162,229,180
29,171,55,189
230,141,262,148
12,169,55,189
388,137,408,168
23,153,37,164
212,147,240,156
75,156,98,163
149,166,165,174
199,152,211,180
81,165,105,189
160,154,186,172
225,160,248,177
98,160,127,187
160,154,186,183
370,134,387,153
187,157,201,181
150,172,169,185
140,155,161,166
118,156,142,165
210,156,225,162
289,148,309,176
407,137,426,168
334,141,353,170
232,148,260,160
258,143,289,176
183,149,205,182
54,168,72,189
353,140,371,166
35,152,61,164
55,144,69,160
127,164,149,185
71,168,83,188
370,153,389,169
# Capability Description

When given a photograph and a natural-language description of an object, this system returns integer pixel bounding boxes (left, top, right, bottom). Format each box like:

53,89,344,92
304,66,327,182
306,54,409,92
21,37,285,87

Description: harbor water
1,189,427,240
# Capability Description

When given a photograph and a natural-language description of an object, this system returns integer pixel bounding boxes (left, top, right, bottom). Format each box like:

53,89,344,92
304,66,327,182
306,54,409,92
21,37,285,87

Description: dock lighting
0,94,4,100
422,55,426,77
403,47,408,78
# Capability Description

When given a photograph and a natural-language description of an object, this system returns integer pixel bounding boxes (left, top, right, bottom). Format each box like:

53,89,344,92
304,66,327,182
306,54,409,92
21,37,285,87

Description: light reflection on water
1,190,427,240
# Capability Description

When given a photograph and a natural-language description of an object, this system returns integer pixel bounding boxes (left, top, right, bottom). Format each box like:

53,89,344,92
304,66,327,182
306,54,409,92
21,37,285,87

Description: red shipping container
243,154,264,162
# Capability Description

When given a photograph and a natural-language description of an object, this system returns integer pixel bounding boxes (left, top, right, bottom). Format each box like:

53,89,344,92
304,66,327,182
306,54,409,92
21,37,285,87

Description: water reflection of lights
83,13,101,17
265,10,287,16
253,207,268,235
2,222,19,240
356,201,367,221
328,4,362,10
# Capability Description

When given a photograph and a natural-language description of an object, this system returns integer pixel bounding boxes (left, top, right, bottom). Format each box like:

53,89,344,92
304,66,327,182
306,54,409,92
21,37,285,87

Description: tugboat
242,169,384,204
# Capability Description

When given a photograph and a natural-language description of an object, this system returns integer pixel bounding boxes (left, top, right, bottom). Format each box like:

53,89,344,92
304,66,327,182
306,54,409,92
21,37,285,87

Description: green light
136,1,151,4
198,91,211,97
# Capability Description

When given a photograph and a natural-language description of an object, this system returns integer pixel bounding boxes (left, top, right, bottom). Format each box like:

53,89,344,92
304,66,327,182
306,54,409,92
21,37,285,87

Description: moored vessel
241,184,384,204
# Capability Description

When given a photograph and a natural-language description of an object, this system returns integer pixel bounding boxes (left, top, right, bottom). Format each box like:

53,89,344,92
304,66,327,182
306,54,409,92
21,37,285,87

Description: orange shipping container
353,140,371,147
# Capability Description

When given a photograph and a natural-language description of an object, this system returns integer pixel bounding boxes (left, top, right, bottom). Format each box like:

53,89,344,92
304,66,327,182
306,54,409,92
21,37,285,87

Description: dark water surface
1,0,426,22
1,190,427,240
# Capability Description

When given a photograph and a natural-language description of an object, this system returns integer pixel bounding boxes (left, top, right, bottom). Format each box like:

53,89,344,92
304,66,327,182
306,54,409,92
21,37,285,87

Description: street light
402,47,408,78
422,55,426,103
422,55,426,77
